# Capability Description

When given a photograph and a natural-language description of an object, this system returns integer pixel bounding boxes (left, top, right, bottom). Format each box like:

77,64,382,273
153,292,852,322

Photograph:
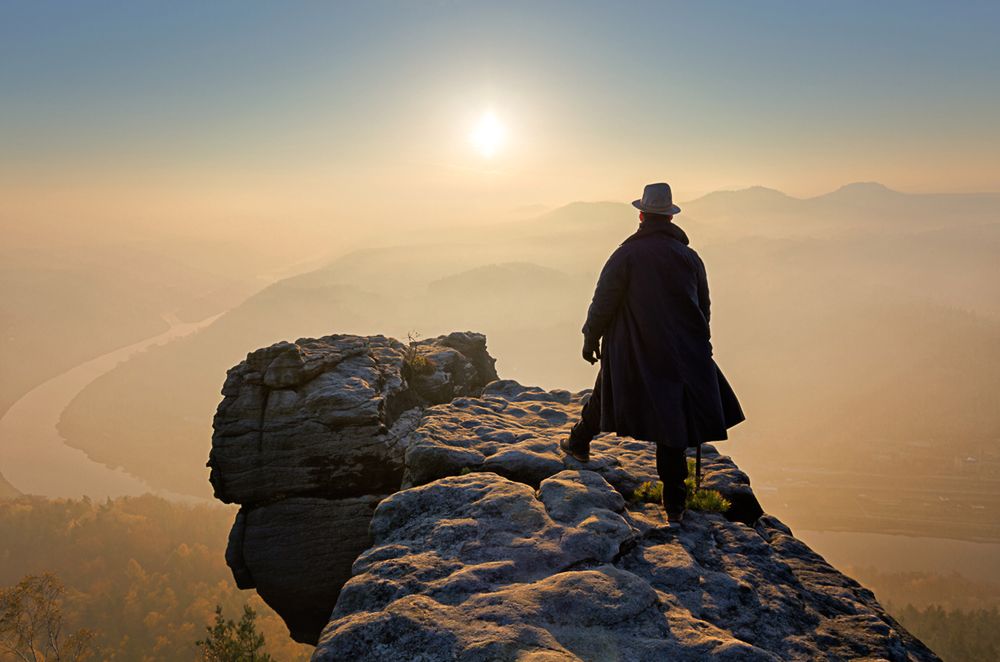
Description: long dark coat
582,219,745,449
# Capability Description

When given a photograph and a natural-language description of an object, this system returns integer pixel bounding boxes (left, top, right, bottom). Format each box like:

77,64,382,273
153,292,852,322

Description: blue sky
2,0,998,222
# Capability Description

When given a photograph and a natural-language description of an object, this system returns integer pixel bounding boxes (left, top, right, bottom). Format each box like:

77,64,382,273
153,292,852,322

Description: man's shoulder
619,236,705,276
621,232,699,256
683,243,704,261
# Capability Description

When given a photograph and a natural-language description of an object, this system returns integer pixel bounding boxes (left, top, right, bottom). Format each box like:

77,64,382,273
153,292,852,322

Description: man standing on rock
561,182,745,526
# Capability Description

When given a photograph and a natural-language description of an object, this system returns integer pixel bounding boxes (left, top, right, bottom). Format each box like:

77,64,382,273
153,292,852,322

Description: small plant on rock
687,488,731,513
403,331,436,376
630,480,663,504
684,458,731,513
628,458,731,514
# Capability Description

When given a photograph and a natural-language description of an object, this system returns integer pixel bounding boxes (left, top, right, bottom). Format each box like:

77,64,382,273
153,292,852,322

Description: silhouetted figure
561,182,745,526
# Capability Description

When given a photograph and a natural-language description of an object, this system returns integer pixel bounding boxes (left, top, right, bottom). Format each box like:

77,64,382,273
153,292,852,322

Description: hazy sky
3,1,999,230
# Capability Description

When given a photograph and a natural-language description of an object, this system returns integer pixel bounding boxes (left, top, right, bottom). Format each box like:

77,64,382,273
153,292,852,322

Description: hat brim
632,200,681,215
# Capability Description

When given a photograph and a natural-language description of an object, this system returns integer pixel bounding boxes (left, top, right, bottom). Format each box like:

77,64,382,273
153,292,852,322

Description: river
0,313,221,501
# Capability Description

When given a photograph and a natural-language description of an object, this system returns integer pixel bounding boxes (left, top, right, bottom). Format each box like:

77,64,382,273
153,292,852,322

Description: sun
469,111,506,158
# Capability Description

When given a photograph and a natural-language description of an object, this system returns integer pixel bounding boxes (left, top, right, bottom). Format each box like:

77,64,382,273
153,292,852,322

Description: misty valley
2,184,998,660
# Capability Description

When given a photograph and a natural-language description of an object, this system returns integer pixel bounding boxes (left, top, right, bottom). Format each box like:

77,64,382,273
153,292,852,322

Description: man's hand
582,336,601,365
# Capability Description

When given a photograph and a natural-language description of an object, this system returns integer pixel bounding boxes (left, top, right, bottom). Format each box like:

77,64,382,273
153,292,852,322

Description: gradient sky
2,1,999,230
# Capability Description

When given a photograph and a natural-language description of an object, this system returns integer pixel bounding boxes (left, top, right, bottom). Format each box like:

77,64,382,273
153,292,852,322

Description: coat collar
623,219,690,246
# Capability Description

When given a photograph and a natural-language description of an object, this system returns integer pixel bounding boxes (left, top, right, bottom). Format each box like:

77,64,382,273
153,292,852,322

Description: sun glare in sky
469,111,507,158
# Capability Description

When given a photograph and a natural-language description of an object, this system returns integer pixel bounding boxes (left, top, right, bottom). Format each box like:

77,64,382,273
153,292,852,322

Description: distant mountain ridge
513,182,1000,243
678,181,1000,244
688,181,1000,204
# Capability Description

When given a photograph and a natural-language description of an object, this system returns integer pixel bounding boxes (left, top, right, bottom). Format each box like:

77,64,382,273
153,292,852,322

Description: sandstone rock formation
210,332,939,660
209,332,498,642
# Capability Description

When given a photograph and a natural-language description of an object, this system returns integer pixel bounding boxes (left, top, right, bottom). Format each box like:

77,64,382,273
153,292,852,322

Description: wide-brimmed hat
632,182,681,215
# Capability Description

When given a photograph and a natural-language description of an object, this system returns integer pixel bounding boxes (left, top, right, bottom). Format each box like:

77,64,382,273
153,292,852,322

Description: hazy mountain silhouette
685,185,797,214
817,181,898,199
429,262,572,296
682,182,1000,242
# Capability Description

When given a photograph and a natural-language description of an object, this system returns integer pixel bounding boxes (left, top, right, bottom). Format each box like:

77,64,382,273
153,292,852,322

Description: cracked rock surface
403,379,763,525
210,332,938,660
315,470,937,661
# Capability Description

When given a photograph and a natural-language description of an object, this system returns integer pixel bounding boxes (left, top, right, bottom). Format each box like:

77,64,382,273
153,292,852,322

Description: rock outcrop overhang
209,332,939,661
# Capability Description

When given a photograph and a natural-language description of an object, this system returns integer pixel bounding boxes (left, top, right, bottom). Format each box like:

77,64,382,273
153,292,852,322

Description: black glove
582,336,601,365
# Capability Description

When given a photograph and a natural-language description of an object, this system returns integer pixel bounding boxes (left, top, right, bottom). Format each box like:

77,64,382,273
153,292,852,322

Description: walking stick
695,443,702,490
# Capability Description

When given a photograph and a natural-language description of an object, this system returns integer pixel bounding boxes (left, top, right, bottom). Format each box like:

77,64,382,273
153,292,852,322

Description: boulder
210,332,497,505
225,496,385,643
209,332,497,643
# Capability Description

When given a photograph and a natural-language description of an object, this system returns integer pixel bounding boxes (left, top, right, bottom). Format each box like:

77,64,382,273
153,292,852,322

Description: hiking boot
559,435,590,463
662,492,685,527
666,507,686,527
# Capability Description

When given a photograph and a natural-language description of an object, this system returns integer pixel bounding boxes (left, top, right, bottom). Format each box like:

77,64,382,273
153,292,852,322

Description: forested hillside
0,495,310,661
2,491,997,661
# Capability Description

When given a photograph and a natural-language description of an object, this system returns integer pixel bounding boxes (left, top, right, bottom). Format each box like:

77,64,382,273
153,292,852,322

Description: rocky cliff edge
209,332,938,661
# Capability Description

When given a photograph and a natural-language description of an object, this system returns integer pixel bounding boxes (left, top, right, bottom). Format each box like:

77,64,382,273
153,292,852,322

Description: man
560,182,745,526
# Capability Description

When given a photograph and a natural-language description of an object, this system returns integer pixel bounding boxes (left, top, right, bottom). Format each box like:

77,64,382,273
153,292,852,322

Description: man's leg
656,443,688,515
570,369,602,446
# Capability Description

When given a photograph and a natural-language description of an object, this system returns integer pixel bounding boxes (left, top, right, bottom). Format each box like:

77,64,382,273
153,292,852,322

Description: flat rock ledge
210,333,939,661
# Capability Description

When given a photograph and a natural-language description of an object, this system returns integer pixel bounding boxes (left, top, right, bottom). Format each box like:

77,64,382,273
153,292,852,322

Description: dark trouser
570,369,689,511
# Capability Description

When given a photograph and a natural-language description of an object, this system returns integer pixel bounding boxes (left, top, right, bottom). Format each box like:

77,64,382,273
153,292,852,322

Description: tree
195,604,273,662
0,573,95,662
